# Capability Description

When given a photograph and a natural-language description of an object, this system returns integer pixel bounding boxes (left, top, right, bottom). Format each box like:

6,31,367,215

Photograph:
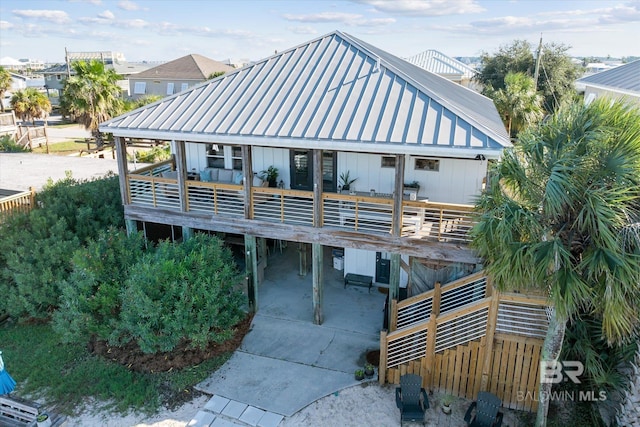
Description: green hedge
55,232,245,354
0,174,123,319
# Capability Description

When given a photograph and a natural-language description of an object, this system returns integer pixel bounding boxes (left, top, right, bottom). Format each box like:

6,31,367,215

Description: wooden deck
0,188,35,222
125,163,476,245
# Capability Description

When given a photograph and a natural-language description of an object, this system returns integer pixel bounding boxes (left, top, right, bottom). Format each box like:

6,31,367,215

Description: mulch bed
87,314,254,373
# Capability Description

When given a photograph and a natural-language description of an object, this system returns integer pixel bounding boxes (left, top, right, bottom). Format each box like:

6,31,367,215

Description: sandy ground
62,383,528,427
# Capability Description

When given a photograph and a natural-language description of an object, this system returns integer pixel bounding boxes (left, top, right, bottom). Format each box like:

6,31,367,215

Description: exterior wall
584,85,640,107
339,152,487,205
185,144,488,205
129,78,202,100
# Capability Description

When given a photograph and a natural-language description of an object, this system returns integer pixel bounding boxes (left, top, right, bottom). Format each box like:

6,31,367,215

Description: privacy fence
379,271,550,412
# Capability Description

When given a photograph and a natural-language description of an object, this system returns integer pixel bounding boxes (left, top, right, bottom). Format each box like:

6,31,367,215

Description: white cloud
98,10,115,20
283,11,395,27
353,0,484,16
283,12,363,23
118,0,140,11
114,19,148,29
12,9,71,24
0,21,14,30
288,26,319,35
68,0,102,5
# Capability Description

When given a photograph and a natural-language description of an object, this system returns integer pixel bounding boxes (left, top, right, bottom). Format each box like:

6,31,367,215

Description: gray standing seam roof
577,60,640,94
404,49,477,79
101,31,509,154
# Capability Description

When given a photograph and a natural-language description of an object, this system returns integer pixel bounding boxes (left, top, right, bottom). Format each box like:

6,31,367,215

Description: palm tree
10,88,52,124
0,67,13,112
61,60,123,147
471,99,640,427
486,72,544,139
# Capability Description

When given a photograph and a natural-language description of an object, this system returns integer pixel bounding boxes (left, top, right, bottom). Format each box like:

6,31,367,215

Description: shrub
53,228,146,344
0,174,123,319
0,135,28,152
112,234,245,354
133,145,171,164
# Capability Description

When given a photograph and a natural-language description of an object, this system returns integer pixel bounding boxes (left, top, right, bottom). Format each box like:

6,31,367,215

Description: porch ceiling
101,31,510,159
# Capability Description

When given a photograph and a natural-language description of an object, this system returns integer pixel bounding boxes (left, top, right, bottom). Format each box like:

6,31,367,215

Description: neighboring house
404,49,479,89
100,31,548,410
128,54,234,100
575,59,640,106
41,51,153,102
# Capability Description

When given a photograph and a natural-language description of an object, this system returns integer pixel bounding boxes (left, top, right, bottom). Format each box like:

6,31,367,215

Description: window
206,144,225,168
180,83,189,92
231,146,242,170
134,82,146,95
381,156,395,168
206,144,243,169
56,74,62,80
415,158,439,171
166,82,174,95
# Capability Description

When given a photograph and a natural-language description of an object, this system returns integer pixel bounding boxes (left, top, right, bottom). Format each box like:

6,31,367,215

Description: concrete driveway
195,245,386,418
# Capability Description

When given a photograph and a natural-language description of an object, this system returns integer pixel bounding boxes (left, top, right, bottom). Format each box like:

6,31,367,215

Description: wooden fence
0,188,36,222
379,271,549,412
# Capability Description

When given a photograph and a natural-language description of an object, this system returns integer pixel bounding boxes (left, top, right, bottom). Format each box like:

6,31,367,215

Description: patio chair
464,391,504,427
395,374,429,426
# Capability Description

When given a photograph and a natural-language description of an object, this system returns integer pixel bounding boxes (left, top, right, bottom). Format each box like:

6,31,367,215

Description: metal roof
101,31,510,157
404,49,477,79
577,60,640,95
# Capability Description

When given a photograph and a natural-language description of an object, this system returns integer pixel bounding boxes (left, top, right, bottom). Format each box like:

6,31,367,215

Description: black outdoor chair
395,374,429,426
464,391,504,427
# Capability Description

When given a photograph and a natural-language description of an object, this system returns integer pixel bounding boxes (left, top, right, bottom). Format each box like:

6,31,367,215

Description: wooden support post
114,136,130,205
244,235,258,313
390,299,398,331
312,242,323,325
182,226,194,241
242,145,253,219
424,282,441,390
424,313,438,390
298,242,309,276
125,219,137,236
388,253,401,328
258,237,267,269
392,154,405,236
174,140,188,212
379,330,388,385
312,149,323,227
480,287,500,390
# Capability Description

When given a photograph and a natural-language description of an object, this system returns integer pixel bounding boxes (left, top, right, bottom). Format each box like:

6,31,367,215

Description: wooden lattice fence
379,271,549,411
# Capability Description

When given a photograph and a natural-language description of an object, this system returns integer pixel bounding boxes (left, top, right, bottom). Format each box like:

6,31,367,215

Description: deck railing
125,163,478,242
0,188,36,222
380,271,551,411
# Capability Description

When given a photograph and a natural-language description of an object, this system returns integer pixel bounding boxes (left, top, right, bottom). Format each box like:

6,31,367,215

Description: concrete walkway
191,245,386,426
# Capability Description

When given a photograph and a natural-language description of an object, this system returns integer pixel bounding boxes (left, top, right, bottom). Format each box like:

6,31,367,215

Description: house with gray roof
405,49,478,89
96,31,560,411
128,54,234,100
576,59,640,106
101,29,510,322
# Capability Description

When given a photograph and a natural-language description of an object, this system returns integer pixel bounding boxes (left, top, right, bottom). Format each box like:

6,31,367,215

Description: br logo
540,361,583,384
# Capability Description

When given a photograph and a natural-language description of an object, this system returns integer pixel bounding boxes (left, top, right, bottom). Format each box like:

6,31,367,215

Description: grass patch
0,323,231,415
31,141,85,155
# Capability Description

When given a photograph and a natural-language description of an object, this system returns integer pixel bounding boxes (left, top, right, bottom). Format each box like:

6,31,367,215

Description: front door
289,150,337,192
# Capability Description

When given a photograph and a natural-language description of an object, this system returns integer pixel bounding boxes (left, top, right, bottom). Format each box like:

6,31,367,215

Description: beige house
128,54,234,100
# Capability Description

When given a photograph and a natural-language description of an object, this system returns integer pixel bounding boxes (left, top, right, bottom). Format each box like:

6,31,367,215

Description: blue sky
0,0,638,63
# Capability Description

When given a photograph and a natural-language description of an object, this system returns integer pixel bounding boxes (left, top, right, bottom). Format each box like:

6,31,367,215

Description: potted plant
339,170,357,192
260,166,279,188
354,369,365,381
37,413,52,427
364,363,375,378
441,394,454,415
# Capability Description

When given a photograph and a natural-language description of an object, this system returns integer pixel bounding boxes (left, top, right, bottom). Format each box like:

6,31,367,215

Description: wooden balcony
124,162,477,245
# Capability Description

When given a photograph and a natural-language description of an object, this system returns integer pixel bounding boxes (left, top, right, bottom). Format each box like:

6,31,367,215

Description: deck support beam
244,234,258,313
312,242,323,325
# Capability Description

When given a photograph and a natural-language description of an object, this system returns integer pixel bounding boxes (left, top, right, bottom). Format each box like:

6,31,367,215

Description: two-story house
99,31,555,412
128,54,234,101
